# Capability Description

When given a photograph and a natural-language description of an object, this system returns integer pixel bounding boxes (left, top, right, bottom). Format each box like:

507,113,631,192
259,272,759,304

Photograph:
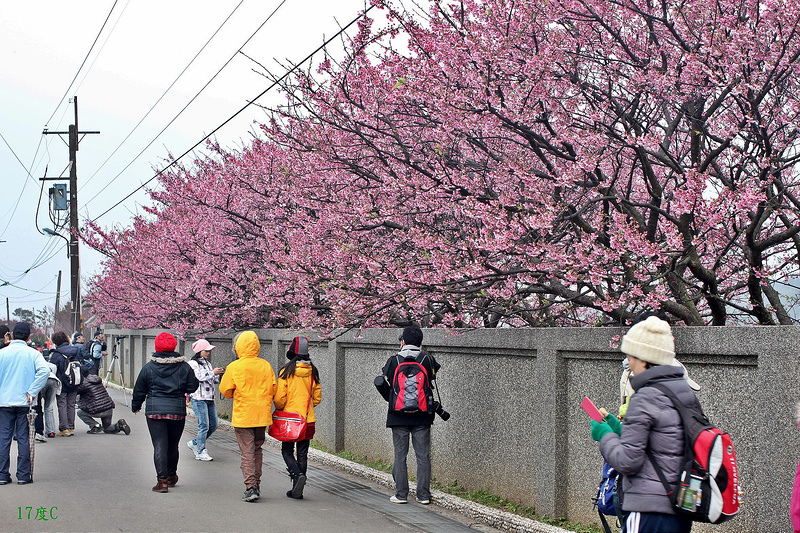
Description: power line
43,0,119,128
83,0,289,210
80,0,245,193
92,4,375,222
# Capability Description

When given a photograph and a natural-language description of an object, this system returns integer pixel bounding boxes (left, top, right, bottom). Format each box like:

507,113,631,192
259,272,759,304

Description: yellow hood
234,331,260,359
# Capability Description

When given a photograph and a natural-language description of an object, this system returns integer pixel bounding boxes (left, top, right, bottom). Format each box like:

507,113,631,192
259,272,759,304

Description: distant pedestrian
380,326,440,505
0,322,49,484
77,372,130,435
72,332,91,370
131,332,198,493
88,331,107,376
39,359,60,439
186,339,224,461
50,331,82,436
219,331,276,503
590,316,694,533
274,336,321,499
0,325,10,349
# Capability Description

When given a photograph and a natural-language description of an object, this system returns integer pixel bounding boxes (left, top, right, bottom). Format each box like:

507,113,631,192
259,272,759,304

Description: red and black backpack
389,353,434,414
646,383,740,524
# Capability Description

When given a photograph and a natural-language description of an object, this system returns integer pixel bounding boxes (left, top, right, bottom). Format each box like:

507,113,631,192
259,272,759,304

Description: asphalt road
0,388,496,533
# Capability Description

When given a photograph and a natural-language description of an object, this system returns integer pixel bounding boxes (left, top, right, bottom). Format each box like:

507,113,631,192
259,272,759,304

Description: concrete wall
98,326,800,533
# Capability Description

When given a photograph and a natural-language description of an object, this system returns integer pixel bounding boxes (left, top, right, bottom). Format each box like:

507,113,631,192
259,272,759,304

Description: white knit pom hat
620,316,675,366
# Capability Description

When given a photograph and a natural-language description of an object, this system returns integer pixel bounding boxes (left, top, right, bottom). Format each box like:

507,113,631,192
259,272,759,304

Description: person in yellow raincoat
274,336,322,499
219,331,276,503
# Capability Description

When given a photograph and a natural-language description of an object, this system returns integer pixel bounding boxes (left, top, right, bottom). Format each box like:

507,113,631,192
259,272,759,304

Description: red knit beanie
154,332,178,353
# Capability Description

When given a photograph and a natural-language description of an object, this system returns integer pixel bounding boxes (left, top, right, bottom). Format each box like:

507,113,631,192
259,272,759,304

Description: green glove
604,413,622,435
591,420,613,442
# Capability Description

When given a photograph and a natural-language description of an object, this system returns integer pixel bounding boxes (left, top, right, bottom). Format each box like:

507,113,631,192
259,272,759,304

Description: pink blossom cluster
83,0,800,333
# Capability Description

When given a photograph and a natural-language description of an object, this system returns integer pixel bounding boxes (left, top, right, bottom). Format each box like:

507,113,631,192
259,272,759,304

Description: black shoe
0,479,10,485
17,479,31,485
291,473,306,499
286,490,303,500
116,419,131,435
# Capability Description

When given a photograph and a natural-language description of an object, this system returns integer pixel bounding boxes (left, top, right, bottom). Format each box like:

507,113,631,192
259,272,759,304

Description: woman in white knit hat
618,313,700,419
590,316,695,533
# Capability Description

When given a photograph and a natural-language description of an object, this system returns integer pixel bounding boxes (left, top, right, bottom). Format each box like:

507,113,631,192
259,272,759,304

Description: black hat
13,322,31,338
287,336,309,359
73,331,83,340
398,326,423,347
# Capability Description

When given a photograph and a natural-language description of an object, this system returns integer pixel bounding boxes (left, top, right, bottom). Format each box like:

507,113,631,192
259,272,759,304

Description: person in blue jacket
0,322,49,484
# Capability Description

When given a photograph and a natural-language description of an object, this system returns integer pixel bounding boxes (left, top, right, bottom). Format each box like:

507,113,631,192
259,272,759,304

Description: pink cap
192,339,216,353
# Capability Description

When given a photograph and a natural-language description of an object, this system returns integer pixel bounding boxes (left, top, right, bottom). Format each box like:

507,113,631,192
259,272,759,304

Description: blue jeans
391,425,431,501
0,407,32,483
189,399,217,454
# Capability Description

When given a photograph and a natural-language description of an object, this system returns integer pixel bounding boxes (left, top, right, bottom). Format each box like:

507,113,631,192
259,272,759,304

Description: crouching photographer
376,327,445,506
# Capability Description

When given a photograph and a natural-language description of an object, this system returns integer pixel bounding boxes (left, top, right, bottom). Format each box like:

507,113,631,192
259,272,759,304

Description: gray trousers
391,425,431,501
77,408,116,432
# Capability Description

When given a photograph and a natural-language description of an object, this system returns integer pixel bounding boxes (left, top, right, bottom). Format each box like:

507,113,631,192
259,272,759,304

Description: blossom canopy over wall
84,0,800,333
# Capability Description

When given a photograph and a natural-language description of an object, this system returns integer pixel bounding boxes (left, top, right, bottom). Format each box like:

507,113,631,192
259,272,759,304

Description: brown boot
166,474,179,487
152,479,169,493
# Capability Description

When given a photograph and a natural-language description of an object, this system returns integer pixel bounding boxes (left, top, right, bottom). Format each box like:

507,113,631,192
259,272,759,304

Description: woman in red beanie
132,332,199,493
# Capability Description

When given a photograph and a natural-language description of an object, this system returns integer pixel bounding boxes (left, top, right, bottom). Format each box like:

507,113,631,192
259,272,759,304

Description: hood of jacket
629,364,685,392
396,345,421,360
55,342,81,360
234,331,260,359
147,351,189,380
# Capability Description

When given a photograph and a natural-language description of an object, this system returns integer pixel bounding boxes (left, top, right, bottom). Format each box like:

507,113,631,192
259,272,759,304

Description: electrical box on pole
50,184,68,211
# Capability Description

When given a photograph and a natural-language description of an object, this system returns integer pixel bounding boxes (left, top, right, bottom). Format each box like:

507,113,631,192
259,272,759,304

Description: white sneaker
389,495,407,504
187,440,198,453
196,449,213,461
34,433,47,443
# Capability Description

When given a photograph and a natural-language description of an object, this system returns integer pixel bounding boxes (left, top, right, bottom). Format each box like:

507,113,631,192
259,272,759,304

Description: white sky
0,0,375,320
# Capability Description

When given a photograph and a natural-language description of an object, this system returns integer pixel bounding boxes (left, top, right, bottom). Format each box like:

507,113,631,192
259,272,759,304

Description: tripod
103,338,128,407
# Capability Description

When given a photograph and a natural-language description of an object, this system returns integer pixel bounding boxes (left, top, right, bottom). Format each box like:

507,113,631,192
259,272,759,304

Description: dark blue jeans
624,511,693,533
0,407,32,483
145,418,185,479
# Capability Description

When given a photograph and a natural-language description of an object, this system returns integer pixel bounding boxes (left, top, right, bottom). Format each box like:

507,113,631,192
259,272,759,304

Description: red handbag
268,379,313,442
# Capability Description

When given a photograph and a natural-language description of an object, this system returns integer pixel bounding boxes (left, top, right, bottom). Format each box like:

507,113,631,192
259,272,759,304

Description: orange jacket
274,362,322,422
219,331,276,428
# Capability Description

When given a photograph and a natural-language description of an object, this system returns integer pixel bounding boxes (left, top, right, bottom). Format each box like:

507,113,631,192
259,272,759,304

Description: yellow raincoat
274,363,322,422
219,331,276,428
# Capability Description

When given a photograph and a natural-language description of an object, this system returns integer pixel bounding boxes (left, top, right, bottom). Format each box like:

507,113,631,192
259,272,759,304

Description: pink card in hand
581,397,604,422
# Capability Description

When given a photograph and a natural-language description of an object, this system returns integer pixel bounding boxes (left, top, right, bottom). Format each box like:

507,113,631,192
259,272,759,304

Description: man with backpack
380,326,440,506
50,331,83,437
590,316,696,533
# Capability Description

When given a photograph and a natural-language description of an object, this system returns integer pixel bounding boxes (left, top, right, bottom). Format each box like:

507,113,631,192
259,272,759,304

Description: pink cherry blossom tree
83,0,800,333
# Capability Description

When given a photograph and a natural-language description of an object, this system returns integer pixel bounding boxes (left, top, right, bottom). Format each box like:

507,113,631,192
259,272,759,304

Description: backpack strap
642,382,699,501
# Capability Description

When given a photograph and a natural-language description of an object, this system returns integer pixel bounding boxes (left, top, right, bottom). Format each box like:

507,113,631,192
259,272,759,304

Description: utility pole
42,97,99,333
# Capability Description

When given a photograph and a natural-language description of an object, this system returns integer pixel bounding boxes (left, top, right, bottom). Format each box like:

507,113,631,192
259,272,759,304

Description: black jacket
77,374,115,414
131,352,199,415
381,345,440,427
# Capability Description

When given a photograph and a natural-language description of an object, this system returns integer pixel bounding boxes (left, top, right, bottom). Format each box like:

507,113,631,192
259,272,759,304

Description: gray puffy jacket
599,364,696,515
